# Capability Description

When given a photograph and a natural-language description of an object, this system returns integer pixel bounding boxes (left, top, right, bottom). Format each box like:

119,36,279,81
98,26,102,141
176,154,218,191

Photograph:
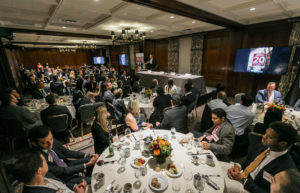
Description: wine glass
119,134,125,143
133,168,142,189
183,168,193,192
138,130,143,141
186,142,192,155
117,157,126,174
125,128,131,137
171,128,176,139
172,180,181,192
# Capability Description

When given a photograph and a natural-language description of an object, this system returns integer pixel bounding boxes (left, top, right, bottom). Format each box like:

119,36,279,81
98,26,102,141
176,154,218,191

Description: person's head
127,100,140,118
37,81,44,89
76,78,84,90
168,79,174,88
114,88,123,99
30,74,36,82
45,93,56,105
12,152,48,184
1,93,17,106
95,106,109,133
241,94,253,107
216,83,225,93
157,86,164,96
171,93,181,106
152,79,158,87
117,80,123,88
211,108,226,125
29,125,53,150
262,122,297,151
106,82,112,90
6,88,20,99
217,91,227,100
270,169,300,193
264,107,283,127
267,82,276,93
65,81,71,87
149,54,153,59
184,83,192,93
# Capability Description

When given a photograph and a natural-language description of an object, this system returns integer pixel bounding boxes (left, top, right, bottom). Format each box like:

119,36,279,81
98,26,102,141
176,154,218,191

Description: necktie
49,150,68,168
240,149,270,179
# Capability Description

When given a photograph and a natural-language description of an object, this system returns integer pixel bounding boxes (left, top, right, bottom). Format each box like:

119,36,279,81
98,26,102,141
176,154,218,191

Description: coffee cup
206,155,214,166
123,183,132,193
95,173,105,189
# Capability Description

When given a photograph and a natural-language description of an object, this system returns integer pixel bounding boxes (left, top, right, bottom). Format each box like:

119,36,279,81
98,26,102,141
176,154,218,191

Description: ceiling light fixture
192,21,196,24
250,7,256,11
62,26,67,29
111,28,146,45
170,16,174,19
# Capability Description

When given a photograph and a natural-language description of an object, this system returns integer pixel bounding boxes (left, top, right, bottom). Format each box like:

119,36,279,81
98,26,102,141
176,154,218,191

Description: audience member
150,78,159,93
164,78,177,96
156,93,188,134
208,91,228,110
103,82,115,103
270,169,300,193
112,88,127,123
32,81,48,99
132,76,142,93
256,82,282,104
294,98,300,111
150,86,171,125
5,88,25,106
182,83,196,106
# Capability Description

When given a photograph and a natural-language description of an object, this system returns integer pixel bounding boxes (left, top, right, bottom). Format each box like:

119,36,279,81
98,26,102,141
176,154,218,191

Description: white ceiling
1,0,299,48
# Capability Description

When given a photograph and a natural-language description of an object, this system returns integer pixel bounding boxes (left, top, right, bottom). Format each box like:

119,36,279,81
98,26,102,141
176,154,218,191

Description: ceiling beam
43,0,65,29
123,0,243,29
273,0,292,17
0,27,111,39
9,41,104,46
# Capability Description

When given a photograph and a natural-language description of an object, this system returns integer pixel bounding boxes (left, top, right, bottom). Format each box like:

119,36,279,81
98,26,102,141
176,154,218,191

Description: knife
105,180,116,192
191,152,210,155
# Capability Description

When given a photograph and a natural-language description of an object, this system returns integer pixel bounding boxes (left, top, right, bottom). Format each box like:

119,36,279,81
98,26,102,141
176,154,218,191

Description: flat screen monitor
119,54,129,66
93,57,105,64
233,46,291,74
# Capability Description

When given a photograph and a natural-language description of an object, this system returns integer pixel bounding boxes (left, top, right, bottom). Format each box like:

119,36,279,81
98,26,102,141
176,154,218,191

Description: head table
91,129,224,193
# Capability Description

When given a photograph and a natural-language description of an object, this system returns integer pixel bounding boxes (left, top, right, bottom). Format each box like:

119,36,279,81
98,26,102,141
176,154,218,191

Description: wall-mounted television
233,46,291,74
93,57,105,64
119,54,129,66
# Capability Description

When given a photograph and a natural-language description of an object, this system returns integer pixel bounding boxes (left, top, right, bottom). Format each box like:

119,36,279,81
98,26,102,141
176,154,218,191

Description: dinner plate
148,174,168,192
130,156,148,169
165,163,182,177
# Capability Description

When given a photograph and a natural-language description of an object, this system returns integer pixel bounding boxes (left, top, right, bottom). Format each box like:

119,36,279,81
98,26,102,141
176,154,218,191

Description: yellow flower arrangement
149,137,172,163
268,103,286,111
144,88,153,97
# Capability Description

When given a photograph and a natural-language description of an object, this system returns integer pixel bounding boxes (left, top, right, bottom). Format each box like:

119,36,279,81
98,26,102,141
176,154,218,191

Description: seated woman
253,106,283,134
164,78,177,96
112,88,127,123
151,79,159,93
91,106,116,154
198,108,236,159
125,100,153,131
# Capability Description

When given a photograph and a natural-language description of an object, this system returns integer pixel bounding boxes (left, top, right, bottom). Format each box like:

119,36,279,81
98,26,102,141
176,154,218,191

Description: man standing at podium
145,54,157,70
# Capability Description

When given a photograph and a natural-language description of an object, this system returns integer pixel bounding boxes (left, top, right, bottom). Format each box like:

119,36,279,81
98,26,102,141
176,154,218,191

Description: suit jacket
157,105,188,134
40,104,72,127
146,58,157,70
239,145,296,193
182,92,196,106
132,81,142,93
37,139,89,180
32,88,47,99
203,121,235,156
50,81,65,96
91,122,110,154
256,89,282,104
153,94,171,111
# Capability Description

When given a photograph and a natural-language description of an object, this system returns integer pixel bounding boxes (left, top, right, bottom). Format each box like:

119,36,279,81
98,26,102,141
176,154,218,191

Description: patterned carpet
64,133,95,154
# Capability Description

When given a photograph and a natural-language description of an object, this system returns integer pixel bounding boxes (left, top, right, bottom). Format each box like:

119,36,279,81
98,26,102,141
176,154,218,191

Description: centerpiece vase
156,155,167,164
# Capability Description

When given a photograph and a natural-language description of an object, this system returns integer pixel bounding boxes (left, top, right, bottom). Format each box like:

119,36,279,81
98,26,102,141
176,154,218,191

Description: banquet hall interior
1,0,300,193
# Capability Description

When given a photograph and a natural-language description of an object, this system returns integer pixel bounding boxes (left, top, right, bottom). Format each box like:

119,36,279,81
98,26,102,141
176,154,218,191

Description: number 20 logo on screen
252,53,266,66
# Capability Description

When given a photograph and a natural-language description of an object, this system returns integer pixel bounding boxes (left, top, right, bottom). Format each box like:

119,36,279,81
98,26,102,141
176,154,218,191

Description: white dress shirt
268,91,274,104
26,177,73,193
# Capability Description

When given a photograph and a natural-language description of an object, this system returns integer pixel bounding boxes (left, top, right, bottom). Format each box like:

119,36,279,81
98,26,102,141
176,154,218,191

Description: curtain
168,38,179,73
278,22,300,99
190,35,204,75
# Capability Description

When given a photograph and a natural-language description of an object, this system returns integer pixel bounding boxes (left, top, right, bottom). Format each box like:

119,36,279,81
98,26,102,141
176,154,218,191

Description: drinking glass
172,180,181,192
138,130,143,141
171,128,176,139
119,135,125,143
186,142,192,155
125,128,131,136
133,168,142,188
183,168,193,192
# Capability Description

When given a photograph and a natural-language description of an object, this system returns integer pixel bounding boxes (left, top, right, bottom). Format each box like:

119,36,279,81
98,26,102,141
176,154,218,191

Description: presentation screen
233,47,291,74
93,57,105,64
119,54,129,66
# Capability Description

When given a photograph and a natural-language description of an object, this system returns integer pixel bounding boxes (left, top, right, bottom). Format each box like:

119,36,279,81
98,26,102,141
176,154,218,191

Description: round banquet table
91,129,225,193
124,97,154,120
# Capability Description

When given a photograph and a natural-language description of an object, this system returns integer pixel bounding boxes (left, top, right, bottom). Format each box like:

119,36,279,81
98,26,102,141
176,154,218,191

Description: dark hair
269,122,297,146
1,93,12,107
157,86,164,96
76,78,84,91
216,83,225,92
135,76,140,81
5,88,15,95
280,169,300,193
217,91,227,100
45,93,55,105
117,80,123,88
53,76,58,81
264,107,283,127
12,151,43,184
184,83,192,92
171,93,181,106
241,94,253,107
28,125,51,143
212,108,227,119
168,79,174,88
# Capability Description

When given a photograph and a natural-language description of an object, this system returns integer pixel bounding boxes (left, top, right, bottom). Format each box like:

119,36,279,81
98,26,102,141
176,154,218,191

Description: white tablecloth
91,129,224,193
124,96,154,120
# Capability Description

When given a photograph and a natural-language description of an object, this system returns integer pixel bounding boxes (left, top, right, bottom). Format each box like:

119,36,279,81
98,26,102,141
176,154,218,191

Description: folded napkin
178,133,194,144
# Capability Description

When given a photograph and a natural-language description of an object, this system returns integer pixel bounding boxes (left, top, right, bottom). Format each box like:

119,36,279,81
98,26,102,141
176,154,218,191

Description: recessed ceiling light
250,7,256,11
192,21,196,24
170,16,174,19
62,26,67,29
94,0,100,2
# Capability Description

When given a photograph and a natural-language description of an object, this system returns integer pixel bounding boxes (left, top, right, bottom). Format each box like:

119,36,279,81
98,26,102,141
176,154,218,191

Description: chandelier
111,28,146,45
58,48,76,52
77,41,97,49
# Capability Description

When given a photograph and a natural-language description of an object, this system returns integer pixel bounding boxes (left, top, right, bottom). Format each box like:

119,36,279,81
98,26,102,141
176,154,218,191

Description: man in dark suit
145,54,157,70
182,83,196,107
227,121,297,193
132,76,142,93
103,82,115,103
41,94,72,128
32,81,48,99
12,151,87,193
256,82,282,104
156,93,188,134
28,125,99,189
50,76,65,96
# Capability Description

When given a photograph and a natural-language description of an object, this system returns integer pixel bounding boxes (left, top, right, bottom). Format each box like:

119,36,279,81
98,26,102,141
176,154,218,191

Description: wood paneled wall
15,48,102,69
202,20,293,96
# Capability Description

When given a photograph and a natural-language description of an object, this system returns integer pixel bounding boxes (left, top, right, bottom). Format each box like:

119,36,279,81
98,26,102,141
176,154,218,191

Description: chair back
46,114,69,134
235,93,245,104
187,101,195,114
248,132,263,155
194,94,199,109
78,103,95,122
198,91,216,106
0,119,26,138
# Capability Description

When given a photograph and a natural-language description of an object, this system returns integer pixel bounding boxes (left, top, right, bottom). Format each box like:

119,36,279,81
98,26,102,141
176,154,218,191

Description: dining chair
78,103,96,136
46,114,75,141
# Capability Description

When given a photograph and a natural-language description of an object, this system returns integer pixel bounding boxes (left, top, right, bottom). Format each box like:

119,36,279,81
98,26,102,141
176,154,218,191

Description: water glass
125,128,131,137
186,142,192,155
193,138,200,148
171,128,176,139
172,180,181,192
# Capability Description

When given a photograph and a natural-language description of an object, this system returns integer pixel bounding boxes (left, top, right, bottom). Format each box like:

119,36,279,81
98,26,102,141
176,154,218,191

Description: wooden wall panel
155,39,168,71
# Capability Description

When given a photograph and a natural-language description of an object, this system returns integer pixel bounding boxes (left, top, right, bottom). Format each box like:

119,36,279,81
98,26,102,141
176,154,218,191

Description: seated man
28,125,99,189
12,151,86,193
156,93,188,134
270,169,300,193
227,122,297,193
103,82,115,103
32,81,48,99
181,83,196,107
256,82,282,104
226,94,255,136
41,93,72,129
208,91,228,111
50,75,65,96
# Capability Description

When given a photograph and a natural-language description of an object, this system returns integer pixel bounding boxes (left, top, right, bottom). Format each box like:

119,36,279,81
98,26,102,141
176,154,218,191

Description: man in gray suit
103,82,115,103
156,93,188,134
208,91,228,111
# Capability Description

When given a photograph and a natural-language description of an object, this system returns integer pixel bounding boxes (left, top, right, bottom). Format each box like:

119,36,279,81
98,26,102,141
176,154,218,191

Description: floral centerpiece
268,103,286,111
144,88,153,98
110,77,115,83
149,137,172,164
